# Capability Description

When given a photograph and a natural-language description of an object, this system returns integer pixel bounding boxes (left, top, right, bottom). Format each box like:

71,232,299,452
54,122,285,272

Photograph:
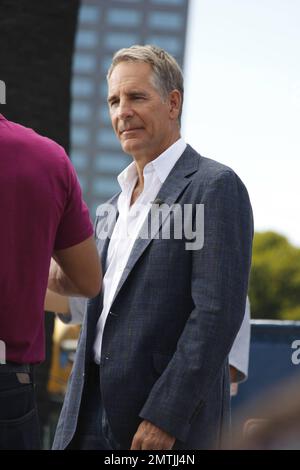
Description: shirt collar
117,161,138,193
117,137,186,191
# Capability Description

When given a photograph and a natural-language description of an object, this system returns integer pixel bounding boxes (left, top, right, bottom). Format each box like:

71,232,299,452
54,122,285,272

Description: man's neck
132,133,181,189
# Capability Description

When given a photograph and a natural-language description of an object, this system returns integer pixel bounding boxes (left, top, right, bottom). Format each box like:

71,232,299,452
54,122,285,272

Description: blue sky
182,0,300,246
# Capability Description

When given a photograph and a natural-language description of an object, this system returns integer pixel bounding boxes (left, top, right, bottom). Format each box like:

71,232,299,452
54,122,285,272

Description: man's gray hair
107,45,184,124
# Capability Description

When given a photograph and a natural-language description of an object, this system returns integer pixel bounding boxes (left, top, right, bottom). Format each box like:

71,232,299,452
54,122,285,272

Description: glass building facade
71,0,190,217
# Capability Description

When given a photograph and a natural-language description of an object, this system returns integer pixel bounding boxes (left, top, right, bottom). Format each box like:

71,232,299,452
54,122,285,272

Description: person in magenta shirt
0,114,102,449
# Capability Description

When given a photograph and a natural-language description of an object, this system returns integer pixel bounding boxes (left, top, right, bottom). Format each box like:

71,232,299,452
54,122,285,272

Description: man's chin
121,140,143,155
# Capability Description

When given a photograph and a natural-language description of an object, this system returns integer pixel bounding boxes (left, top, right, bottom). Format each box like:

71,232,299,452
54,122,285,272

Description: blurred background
0,0,299,449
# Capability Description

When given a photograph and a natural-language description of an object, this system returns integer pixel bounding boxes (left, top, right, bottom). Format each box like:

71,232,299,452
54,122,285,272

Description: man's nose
118,100,134,119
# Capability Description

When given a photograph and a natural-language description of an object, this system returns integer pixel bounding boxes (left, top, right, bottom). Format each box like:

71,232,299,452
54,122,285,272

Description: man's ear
169,89,182,120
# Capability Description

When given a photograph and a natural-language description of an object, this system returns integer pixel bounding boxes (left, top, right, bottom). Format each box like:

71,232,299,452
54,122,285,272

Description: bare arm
48,236,102,297
44,287,70,313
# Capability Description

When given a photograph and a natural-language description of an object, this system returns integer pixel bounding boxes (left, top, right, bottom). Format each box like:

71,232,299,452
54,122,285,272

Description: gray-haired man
52,45,253,450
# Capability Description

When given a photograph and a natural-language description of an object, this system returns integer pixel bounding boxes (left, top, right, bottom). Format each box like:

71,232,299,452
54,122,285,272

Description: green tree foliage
249,232,300,320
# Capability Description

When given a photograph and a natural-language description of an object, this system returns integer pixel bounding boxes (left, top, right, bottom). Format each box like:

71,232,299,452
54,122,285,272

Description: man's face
107,61,180,161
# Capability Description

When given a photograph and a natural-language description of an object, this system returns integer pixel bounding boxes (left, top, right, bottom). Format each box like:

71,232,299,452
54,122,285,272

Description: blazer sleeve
139,169,254,442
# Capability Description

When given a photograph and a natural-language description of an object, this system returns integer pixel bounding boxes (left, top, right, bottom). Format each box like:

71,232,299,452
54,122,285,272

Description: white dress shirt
229,297,251,382
93,138,187,363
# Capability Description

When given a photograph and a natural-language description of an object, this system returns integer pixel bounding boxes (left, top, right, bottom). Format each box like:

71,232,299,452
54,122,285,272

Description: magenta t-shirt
0,115,94,363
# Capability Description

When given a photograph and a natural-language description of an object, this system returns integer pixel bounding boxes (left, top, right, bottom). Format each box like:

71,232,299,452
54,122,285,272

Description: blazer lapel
111,145,200,304
95,194,119,273
87,195,120,325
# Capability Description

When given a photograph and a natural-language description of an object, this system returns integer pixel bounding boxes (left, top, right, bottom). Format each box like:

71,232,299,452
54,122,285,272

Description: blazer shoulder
185,146,250,197
197,155,236,180
185,145,235,179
